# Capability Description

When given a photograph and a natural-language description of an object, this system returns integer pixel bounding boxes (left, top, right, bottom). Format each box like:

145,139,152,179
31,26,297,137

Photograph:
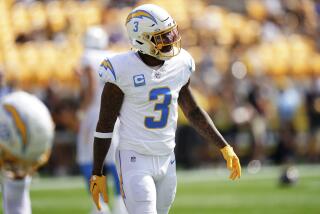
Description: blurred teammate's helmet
126,4,181,60
84,26,109,50
0,91,54,177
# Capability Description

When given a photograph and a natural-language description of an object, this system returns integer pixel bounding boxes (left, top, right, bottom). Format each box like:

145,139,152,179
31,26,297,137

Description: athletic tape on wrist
94,132,113,139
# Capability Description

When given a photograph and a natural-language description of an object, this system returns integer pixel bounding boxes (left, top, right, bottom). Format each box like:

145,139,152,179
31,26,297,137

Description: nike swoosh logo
170,160,175,165
91,183,97,192
161,17,169,22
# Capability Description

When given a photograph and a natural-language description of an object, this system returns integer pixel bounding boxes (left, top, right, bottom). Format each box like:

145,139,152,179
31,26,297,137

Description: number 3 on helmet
126,4,181,61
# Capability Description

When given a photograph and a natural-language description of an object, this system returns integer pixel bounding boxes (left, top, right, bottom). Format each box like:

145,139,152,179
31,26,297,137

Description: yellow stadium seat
28,2,47,31
270,38,290,75
63,0,85,34
289,35,313,75
209,47,230,73
246,0,267,21
18,43,40,82
0,51,3,65
39,42,58,75
11,2,32,35
239,20,260,45
258,43,273,74
80,1,102,28
46,1,66,32
3,46,22,81
311,54,320,75
227,13,246,36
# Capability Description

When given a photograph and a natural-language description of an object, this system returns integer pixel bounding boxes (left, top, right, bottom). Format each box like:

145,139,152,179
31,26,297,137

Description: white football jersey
81,49,113,108
98,49,195,155
77,49,119,164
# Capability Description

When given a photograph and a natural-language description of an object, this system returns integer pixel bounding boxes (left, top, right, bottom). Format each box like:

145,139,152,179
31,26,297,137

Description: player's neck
137,51,165,67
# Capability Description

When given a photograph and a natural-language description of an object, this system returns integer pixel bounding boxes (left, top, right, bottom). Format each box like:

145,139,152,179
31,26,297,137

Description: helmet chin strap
155,49,175,61
149,46,172,61
133,39,174,61
156,55,171,61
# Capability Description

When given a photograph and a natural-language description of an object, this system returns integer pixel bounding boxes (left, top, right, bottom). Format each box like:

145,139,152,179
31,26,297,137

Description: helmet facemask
143,24,181,60
0,145,51,178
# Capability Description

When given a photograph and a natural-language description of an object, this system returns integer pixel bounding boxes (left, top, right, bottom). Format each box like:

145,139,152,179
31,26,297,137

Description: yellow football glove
90,175,108,210
220,145,241,180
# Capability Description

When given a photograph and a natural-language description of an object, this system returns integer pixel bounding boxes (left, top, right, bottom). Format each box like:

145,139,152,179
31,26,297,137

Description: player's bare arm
92,82,124,176
178,80,241,180
90,82,124,210
178,80,228,148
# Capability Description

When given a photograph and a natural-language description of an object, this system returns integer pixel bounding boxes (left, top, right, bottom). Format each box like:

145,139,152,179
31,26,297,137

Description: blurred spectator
306,78,320,161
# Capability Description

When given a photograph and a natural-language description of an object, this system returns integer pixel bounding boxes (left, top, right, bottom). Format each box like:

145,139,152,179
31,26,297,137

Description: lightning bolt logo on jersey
98,49,195,155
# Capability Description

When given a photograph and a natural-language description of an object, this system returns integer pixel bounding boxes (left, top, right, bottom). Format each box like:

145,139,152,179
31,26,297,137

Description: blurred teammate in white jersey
0,90,54,214
77,26,126,214
90,4,241,214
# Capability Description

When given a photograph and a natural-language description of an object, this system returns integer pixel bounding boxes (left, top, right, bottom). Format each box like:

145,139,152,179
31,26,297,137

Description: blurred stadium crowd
1,0,320,174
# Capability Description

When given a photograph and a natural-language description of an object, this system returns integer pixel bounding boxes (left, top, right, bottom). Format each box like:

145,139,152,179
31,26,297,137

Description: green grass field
1,165,320,214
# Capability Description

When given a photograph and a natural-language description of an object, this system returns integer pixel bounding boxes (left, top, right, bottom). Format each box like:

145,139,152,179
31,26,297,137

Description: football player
77,26,127,214
0,91,54,214
90,4,241,214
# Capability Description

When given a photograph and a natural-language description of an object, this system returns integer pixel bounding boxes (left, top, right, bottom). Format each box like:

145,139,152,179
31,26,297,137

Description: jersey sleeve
98,58,118,85
188,54,195,74
80,54,91,68
181,49,195,85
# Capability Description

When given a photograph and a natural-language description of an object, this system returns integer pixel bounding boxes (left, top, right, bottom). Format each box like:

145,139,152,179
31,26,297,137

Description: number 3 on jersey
145,87,171,129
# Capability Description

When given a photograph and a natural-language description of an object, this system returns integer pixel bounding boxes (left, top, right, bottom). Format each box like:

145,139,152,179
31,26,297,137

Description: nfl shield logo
130,156,136,162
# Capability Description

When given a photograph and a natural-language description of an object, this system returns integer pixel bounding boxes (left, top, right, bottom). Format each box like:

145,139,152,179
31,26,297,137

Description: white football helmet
83,26,109,50
126,4,181,60
0,91,54,177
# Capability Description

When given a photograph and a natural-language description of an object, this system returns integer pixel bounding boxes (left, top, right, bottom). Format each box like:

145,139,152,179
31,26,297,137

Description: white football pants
116,150,177,214
1,176,31,214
